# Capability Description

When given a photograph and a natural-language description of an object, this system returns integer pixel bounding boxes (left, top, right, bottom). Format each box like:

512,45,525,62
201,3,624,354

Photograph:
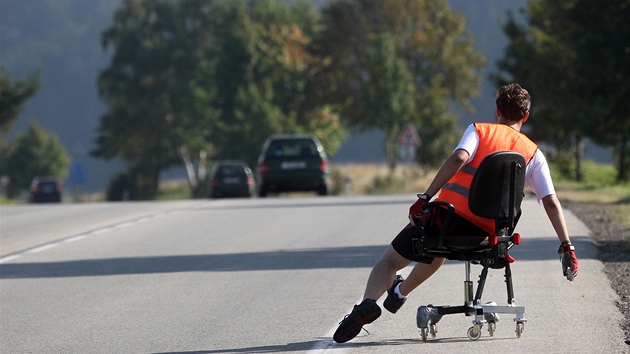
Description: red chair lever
512,233,521,245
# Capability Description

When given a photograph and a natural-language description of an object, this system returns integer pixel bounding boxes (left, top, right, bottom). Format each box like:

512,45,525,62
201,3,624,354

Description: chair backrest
468,151,526,230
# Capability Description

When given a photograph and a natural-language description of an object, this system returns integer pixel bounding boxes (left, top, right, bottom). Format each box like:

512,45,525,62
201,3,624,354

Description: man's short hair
496,83,531,121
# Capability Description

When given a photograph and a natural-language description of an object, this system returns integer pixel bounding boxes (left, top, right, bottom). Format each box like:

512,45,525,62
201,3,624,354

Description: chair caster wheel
467,325,482,340
516,322,524,338
488,322,496,337
430,324,437,338
420,327,428,341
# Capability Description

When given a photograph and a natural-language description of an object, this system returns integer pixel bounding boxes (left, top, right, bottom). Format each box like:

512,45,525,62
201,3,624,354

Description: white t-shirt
455,124,556,202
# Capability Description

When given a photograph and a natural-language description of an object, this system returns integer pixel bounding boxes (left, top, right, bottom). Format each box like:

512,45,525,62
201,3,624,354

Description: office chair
413,151,527,341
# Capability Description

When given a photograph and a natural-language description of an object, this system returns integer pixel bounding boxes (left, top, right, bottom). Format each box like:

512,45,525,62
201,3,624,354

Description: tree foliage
205,0,346,163
572,1,630,183
0,67,71,199
95,0,216,199
95,0,345,199
0,68,40,141
0,121,71,198
315,0,485,169
494,0,630,182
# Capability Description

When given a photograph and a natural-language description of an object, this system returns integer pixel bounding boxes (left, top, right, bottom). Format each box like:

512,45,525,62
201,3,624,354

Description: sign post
397,124,421,190
70,162,86,201
397,123,421,163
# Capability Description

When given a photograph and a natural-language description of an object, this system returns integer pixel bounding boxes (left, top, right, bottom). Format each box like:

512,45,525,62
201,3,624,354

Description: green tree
315,0,485,170
359,33,416,170
570,1,630,183
0,68,40,141
494,5,590,181
95,0,345,199
95,0,218,199
204,0,345,164
494,0,630,182
0,121,71,198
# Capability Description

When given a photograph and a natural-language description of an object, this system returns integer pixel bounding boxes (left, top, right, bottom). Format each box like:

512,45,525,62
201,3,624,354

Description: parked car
256,134,329,197
208,161,255,198
30,176,62,203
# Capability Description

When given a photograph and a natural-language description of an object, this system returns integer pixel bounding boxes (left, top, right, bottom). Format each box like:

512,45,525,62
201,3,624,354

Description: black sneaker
383,275,406,313
333,299,381,343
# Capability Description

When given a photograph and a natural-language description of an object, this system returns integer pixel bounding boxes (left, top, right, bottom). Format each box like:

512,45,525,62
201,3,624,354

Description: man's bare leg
362,245,413,301
398,257,446,296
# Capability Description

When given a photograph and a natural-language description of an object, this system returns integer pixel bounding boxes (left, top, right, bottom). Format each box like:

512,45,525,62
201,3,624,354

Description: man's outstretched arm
542,194,578,281
541,194,570,244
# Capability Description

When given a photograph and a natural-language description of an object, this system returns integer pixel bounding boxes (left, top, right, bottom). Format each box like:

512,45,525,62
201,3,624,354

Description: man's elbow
451,149,469,166
542,194,562,210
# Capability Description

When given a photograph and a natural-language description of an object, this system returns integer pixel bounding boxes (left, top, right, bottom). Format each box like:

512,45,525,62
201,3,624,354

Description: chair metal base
416,260,527,341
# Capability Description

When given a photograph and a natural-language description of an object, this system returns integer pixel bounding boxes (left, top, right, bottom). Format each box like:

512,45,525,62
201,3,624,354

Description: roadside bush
106,172,133,201
366,173,406,195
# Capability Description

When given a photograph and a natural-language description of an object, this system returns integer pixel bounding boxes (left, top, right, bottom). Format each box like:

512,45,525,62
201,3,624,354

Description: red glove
558,242,578,281
409,194,430,225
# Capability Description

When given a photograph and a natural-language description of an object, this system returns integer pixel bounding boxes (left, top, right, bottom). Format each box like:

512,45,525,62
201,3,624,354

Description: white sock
394,283,407,299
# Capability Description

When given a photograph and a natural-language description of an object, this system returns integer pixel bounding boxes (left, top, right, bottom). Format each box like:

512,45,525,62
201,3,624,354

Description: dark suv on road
208,161,255,198
30,176,62,203
256,135,329,197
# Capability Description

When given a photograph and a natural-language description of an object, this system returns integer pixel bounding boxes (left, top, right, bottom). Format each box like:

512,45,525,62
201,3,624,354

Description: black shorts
391,207,488,263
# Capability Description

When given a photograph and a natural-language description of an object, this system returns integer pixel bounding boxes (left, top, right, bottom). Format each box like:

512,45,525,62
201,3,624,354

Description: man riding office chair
414,150,526,340
333,83,579,344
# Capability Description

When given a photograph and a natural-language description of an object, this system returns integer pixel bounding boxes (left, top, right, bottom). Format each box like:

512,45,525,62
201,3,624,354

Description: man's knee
376,245,412,270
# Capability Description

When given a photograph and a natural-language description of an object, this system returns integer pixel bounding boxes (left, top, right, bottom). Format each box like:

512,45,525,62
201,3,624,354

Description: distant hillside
0,0,122,192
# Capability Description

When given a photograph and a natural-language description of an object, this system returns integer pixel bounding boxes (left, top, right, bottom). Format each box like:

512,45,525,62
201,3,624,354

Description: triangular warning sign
397,124,421,146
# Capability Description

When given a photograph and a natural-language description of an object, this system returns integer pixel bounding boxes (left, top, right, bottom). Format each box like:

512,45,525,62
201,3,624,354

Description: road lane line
0,255,21,263
307,331,340,353
0,202,208,262
114,221,135,229
62,235,89,243
89,228,111,235
28,244,58,253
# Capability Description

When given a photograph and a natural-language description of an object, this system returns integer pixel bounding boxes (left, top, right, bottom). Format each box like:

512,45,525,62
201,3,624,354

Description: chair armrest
421,201,455,249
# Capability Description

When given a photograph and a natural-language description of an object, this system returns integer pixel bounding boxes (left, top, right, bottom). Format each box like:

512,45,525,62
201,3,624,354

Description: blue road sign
70,162,86,185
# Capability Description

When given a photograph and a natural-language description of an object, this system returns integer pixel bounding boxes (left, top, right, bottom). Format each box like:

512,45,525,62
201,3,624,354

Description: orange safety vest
436,123,538,234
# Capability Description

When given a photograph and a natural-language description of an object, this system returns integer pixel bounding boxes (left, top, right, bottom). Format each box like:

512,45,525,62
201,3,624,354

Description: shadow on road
0,236,592,279
151,335,517,353
152,339,325,353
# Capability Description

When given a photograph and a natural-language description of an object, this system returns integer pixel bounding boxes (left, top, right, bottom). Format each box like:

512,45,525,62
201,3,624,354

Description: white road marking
114,222,135,229
89,228,111,235
0,255,21,264
62,235,89,243
0,202,208,263
28,244,58,253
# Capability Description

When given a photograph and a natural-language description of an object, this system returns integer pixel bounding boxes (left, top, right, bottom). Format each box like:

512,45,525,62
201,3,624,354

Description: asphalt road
0,195,627,353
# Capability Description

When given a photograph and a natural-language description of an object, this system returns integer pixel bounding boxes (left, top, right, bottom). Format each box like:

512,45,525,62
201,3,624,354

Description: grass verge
332,161,629,250
549,160,629,250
